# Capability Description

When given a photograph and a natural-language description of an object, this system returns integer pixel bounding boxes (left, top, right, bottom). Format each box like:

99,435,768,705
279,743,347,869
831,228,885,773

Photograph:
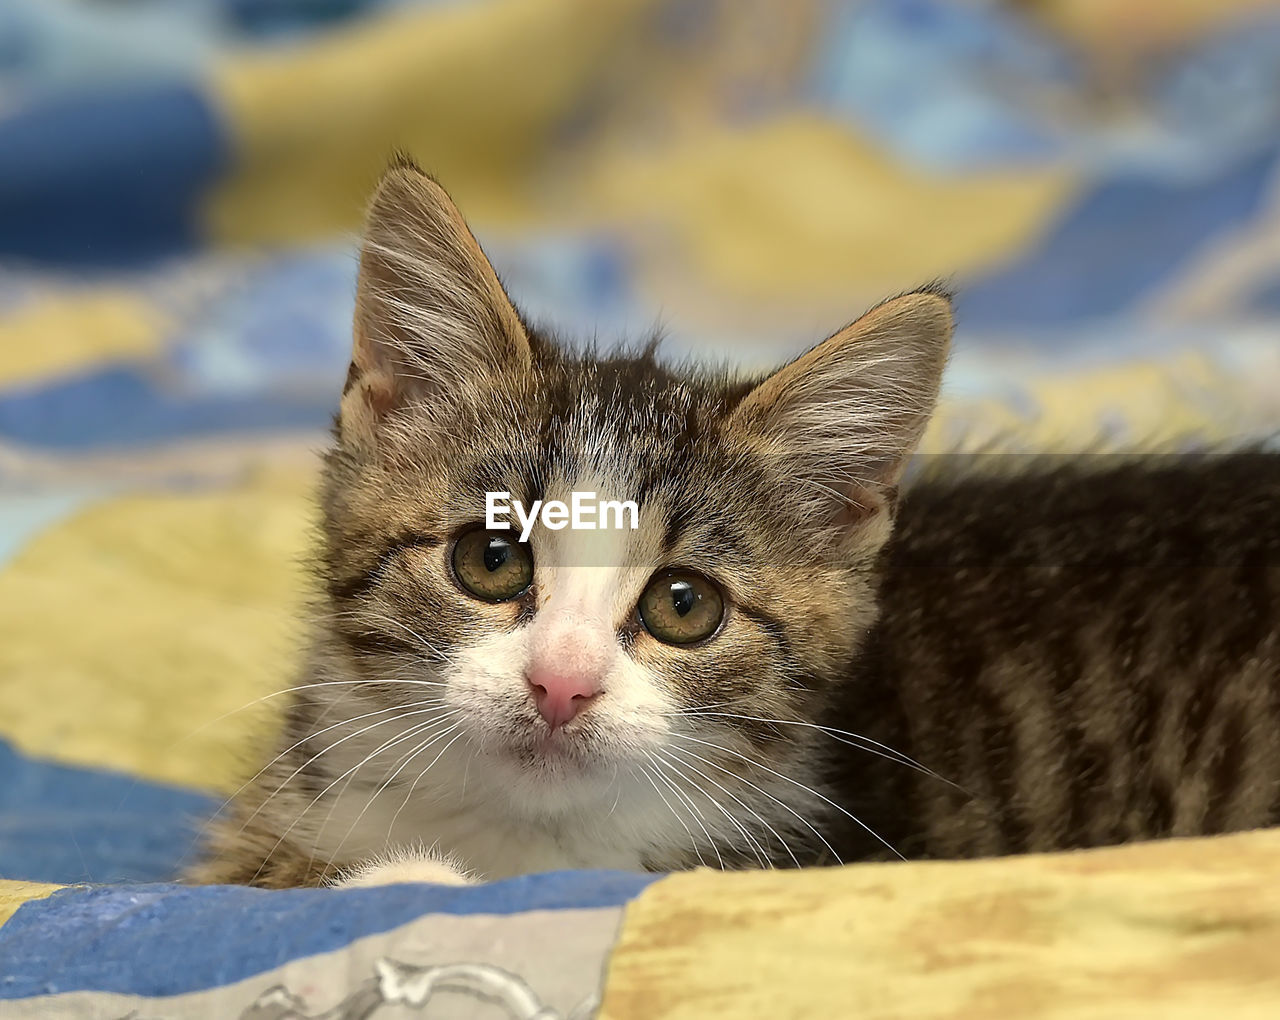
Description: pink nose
527,668,602,729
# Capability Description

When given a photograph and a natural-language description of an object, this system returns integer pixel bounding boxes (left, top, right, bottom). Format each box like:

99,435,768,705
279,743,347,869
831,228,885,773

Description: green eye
452,528,533,602
638,570,724,645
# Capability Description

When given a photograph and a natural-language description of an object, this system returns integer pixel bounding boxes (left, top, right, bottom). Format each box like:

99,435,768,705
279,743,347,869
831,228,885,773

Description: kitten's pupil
483,539,509,573
670,581,695,617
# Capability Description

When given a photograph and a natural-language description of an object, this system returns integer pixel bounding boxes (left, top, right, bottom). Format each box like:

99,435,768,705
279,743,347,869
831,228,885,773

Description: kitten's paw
334,848,475,888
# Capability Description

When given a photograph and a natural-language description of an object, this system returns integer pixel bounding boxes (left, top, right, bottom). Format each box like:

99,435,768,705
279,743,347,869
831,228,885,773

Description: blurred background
0,0,1278,883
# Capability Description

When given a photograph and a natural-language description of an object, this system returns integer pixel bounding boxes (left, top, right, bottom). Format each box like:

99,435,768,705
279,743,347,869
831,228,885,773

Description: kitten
190,157,1280,888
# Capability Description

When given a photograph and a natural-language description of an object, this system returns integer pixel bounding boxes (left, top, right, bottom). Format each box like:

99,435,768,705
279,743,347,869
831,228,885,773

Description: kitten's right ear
340,156,532,447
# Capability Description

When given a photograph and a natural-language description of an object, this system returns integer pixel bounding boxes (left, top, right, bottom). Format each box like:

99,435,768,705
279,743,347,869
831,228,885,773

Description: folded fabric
3,831,1278,1018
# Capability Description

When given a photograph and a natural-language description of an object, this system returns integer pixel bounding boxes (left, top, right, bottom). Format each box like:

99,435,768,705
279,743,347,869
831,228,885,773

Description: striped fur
190,161,1280,888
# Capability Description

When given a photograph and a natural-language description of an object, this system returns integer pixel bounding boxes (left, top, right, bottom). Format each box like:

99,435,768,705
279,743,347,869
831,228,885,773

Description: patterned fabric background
0,0,1278,1015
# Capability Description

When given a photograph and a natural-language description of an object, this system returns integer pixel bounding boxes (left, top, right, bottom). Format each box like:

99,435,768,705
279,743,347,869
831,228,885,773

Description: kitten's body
190,161,1279,888
827,453,1280,863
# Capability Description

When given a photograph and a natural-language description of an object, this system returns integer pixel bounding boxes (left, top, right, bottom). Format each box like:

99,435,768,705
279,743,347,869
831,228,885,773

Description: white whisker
644,751,725,870
664,742,841,866
324,722,466,871
322,609,452,661
637,763,707,869
385,728,470,840
653,748,773,869
654,748,783,869
243,708,459,883
678,710,965,793
670,732,899,861
175,676,448,750
201,696,444,837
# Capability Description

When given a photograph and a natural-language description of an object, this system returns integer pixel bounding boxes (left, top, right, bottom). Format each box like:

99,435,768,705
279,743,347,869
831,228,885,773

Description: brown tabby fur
826,453,1280,861
190,158,1279,888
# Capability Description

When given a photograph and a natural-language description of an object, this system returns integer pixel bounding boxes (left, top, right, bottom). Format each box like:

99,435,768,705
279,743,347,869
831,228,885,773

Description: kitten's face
318,161,950,845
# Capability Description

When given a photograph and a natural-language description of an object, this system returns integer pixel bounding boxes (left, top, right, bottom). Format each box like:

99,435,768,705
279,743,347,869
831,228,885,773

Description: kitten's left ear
341,156,532,447
729,289,952,533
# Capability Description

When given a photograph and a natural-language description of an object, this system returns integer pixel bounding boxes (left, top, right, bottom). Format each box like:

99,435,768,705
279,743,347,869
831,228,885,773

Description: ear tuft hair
729,288,953,533
339,167,531,448
385,148,425,176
